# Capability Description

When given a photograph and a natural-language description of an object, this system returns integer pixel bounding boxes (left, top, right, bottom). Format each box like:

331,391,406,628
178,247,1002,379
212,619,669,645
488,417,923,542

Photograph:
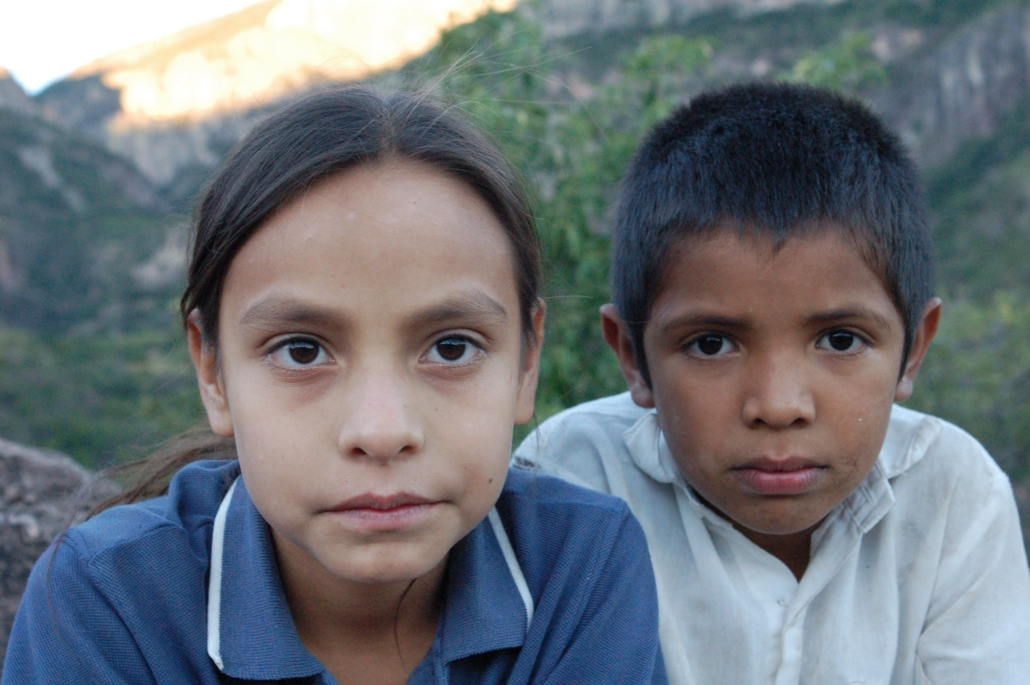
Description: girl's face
189,162,542,588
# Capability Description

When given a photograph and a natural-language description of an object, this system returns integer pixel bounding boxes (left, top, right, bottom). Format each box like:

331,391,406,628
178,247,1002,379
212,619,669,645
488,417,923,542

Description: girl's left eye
816,330,866,353
424,336,483,364
269,339,331,368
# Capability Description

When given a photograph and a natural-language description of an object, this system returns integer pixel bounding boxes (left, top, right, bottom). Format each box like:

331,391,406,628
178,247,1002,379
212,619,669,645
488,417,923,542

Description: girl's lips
326,493,441,531
731,458,827,496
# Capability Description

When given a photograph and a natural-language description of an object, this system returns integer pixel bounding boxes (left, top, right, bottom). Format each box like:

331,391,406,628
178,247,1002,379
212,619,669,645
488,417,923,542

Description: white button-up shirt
514,393,1030,685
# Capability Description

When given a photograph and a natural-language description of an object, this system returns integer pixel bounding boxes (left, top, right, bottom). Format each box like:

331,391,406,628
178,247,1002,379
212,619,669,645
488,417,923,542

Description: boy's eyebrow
805,307,897,330
654,314,749,338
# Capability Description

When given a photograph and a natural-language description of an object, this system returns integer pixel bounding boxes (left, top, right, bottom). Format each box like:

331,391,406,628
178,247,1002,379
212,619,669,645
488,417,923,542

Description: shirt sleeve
2,533,157,685
535,510,668,685
915,462,1030,683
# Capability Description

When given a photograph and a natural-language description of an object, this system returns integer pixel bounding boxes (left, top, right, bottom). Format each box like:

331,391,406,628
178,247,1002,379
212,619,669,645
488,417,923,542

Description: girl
2,87,665,684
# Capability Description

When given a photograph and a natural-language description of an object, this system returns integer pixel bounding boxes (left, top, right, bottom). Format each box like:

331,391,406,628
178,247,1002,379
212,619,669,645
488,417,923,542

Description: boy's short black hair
611,82,935,385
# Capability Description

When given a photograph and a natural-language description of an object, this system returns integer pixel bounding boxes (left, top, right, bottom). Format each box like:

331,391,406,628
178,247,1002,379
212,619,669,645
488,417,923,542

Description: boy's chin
698,491,832,540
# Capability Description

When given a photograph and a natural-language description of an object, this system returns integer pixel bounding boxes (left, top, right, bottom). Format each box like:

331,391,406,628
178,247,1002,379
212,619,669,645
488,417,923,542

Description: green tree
410,12,712,422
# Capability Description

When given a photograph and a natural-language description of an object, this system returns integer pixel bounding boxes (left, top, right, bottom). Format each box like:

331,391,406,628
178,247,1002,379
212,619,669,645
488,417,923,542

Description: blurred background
0,0,1027,547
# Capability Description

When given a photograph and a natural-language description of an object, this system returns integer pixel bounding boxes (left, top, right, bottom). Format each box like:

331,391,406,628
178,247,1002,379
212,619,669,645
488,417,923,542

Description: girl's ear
600,304,655,409
186,311,235,437
895,298,943,402
514,299,546,425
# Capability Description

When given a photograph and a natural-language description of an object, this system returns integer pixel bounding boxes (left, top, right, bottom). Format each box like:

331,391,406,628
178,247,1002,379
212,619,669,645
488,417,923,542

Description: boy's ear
514,299,547,425
895,298,942,402
186,311,235,437
600,304,655,408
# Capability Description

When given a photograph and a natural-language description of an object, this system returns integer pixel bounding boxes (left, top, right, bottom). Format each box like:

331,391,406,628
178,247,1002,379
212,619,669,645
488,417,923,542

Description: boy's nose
740,352,816,429
336,367,424,462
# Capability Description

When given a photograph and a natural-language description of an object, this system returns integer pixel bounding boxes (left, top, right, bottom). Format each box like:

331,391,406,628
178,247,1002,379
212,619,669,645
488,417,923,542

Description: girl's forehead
219,162,520,326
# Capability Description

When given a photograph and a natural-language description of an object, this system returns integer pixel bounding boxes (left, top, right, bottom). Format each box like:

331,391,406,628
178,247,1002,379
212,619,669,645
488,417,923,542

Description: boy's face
603,228,939,550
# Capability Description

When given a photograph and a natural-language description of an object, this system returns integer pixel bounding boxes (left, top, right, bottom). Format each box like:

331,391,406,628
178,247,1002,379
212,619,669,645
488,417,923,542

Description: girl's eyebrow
403,291,509,330
236,291,509,331
238,295,344,330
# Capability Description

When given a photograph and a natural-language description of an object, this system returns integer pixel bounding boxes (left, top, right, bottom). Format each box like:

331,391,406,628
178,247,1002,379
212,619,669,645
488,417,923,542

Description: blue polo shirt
4,460,665,684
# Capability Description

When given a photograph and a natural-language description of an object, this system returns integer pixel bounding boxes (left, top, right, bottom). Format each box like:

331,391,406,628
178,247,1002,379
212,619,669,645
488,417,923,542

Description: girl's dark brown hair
93,86,541,513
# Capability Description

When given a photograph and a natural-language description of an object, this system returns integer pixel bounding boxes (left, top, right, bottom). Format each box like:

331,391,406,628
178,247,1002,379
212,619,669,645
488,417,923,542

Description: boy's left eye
685,334,736,358
816,330,866,353
424,336,483,364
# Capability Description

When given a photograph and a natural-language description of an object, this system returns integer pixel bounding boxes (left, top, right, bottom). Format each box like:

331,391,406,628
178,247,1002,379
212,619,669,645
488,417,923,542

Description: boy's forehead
649,225,902,325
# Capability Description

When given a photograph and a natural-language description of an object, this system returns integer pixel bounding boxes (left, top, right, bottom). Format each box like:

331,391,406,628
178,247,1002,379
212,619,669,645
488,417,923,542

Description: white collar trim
487,507,535,630
206,476,239,672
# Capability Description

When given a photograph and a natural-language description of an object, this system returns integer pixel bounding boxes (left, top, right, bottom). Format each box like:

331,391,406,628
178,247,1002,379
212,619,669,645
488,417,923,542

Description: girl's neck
272,530,446,685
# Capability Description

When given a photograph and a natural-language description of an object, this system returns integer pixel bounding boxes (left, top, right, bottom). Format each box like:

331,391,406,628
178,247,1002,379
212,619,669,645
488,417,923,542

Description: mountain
534,0,839,38
35,0,517,191
0,69,35,115
0,104,171,334
32,0,1030,200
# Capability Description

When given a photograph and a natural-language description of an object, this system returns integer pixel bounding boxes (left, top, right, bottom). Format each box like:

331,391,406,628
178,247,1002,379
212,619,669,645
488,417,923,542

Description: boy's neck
692,488,816,580
272,530,446,685
733,525,815,581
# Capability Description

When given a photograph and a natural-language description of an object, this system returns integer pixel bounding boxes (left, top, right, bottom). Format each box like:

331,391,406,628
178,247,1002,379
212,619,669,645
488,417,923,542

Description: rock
532,0,837,39
0,68,35,116
0,437,119,668
873,5,1030,169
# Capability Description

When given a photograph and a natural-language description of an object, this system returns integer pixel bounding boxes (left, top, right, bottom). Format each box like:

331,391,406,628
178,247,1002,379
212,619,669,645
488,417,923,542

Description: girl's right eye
269,339,330,368
685,334,736,358
424,335,483,365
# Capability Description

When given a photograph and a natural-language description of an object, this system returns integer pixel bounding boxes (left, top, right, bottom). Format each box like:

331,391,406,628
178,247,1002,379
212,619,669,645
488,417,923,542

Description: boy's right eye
685,334,736,358
269,339,331,368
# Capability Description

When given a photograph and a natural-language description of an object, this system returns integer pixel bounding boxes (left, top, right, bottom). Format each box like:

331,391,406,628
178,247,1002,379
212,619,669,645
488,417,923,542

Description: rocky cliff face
532,0,837,38
0,106,171,333
0,69,35,116
874,4,1030,168
0,438,119,667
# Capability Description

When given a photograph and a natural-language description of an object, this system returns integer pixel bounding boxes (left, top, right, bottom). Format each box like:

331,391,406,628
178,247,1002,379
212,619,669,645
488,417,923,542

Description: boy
515,83,1030,684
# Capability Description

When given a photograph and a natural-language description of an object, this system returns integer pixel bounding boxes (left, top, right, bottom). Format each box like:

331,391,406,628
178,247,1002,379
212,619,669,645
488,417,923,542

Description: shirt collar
621,404,938,536
438,507,532,662
210,474,323,680
207,472,531,680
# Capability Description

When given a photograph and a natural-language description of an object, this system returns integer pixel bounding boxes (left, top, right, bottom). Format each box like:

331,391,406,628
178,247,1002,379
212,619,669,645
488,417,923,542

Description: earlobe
600,304,655,408
514,300,547,425
186,311,235,437
895,298,942,402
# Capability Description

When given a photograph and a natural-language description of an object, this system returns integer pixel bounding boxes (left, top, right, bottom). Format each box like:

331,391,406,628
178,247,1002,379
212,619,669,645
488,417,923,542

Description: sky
0,0,260,93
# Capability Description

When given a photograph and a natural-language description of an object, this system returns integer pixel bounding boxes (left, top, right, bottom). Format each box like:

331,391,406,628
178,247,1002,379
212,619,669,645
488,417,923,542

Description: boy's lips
326,493,441,531
731,457,827,496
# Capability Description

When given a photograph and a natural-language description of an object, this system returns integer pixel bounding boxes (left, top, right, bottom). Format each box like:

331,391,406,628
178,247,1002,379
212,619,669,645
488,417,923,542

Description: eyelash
683,333,737,359
423,334,486,366
265,334,487,370
683,329,870,358
815,329,869,354
267,337,332,369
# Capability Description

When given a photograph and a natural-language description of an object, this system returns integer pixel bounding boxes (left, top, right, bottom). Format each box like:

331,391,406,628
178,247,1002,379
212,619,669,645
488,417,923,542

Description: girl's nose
740,351,816,430
337,368,424,462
